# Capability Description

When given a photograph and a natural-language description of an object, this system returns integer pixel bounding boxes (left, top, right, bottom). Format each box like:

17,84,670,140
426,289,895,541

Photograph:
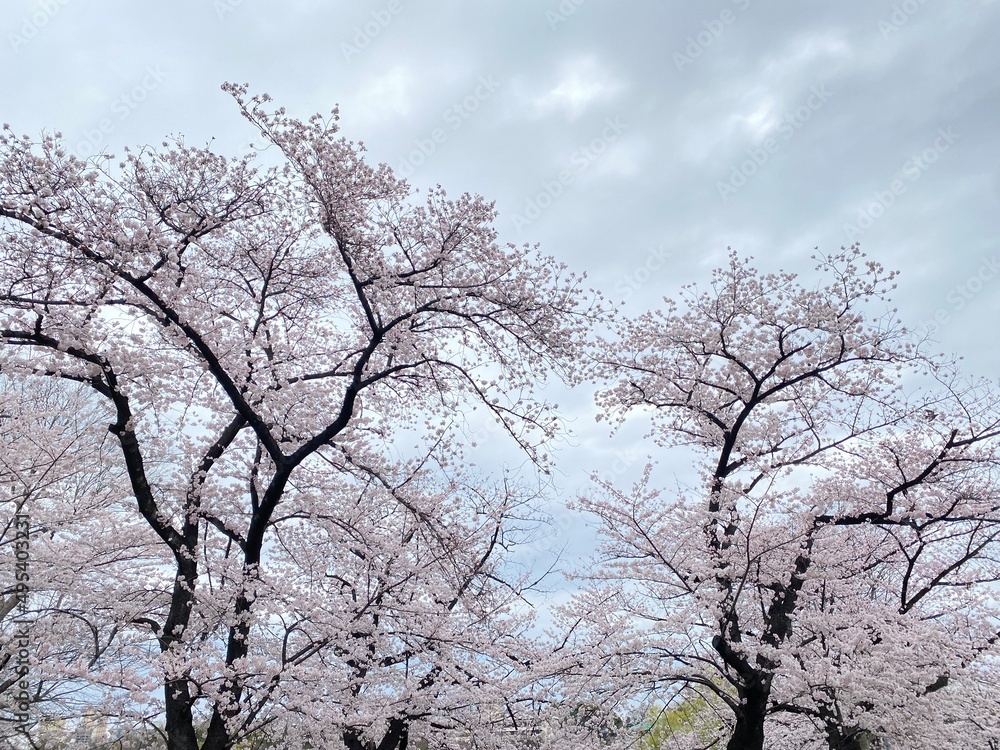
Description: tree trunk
725,681,768,750
163,678,200,750
162,559,201,750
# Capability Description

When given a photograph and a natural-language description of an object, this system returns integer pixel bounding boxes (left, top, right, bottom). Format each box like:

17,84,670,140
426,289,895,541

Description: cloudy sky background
4,0,999,586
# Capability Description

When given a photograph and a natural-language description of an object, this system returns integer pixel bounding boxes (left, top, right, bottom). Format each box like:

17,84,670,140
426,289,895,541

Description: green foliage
639,694,721,749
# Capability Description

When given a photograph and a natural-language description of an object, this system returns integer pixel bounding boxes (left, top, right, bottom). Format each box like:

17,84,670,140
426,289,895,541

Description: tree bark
162,559,200,750
163,679,199,750
725,679,769,750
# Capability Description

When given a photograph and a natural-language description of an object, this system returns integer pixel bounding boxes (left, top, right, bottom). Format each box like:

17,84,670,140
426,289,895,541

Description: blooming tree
580,250,1000,750
0,85,596,750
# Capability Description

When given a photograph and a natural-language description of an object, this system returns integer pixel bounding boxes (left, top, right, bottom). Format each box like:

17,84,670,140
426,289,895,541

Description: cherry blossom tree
580,250,1000,750
0,85,597,750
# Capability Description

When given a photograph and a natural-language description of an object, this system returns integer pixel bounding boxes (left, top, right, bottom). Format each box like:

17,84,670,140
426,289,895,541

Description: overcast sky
4,0,999,579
